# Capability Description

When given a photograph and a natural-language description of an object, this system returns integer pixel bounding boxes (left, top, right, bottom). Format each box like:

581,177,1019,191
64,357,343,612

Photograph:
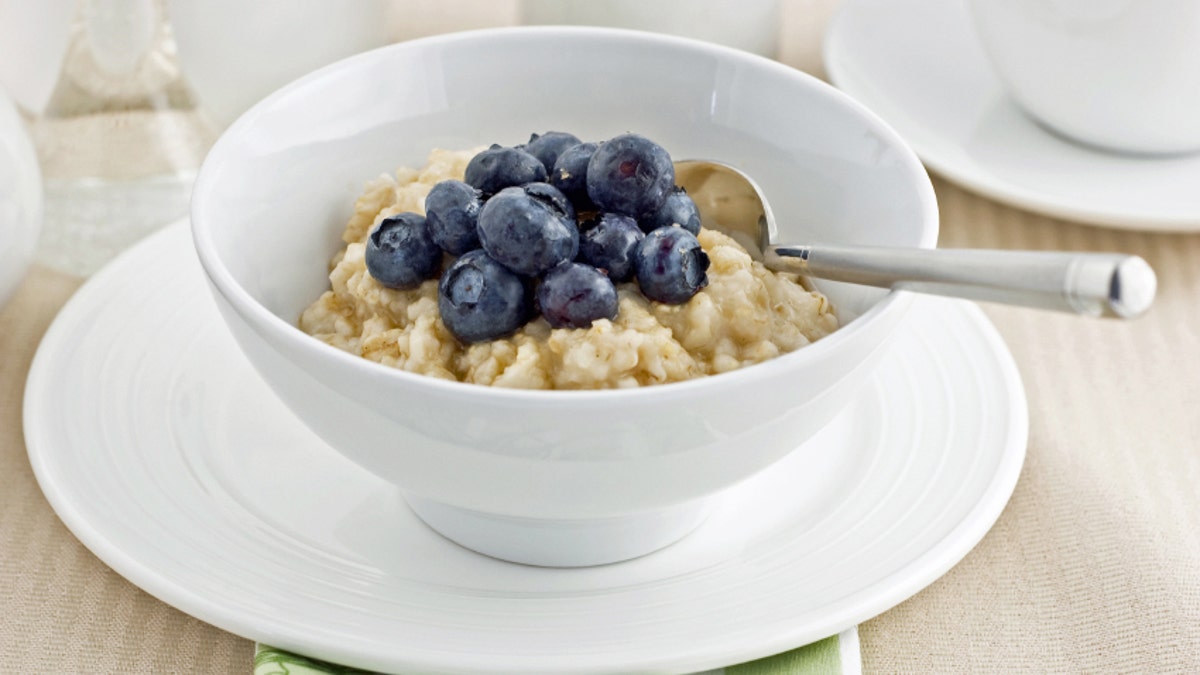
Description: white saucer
824,0,1200,231
25,222,1027,675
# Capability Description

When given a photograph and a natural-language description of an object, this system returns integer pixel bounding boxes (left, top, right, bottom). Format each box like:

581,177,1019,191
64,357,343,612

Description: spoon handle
765,245,1156,319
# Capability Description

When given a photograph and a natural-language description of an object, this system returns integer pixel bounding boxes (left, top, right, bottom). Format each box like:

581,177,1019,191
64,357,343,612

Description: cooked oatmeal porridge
299,148,838,389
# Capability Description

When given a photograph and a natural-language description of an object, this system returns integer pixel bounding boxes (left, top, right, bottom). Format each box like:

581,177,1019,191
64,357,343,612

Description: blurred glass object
168,0,392,128
0,86,42,307
27,0,217,277
520,0,781,57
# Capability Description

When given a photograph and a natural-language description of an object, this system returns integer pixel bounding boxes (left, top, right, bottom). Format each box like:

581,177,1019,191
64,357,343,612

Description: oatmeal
299,148,838,389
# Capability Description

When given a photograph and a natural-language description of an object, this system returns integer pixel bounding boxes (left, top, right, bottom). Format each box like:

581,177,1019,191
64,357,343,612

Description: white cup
965,0,1200,155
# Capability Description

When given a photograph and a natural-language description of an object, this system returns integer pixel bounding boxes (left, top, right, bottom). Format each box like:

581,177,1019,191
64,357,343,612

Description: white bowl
0,86,41,308
191,27,937,566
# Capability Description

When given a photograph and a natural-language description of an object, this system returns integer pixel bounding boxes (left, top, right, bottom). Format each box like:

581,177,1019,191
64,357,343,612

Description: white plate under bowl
25,222,1027,675
824,0,1200,231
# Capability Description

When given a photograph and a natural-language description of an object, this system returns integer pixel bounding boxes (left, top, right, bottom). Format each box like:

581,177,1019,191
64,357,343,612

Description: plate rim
23,222,1028,674
823,0,1200,232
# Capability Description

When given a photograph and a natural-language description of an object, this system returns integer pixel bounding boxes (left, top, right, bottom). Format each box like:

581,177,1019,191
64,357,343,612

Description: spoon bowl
676,159,1156,319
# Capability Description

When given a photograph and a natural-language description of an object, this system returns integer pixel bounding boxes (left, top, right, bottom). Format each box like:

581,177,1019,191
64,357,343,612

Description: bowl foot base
404,495,717,567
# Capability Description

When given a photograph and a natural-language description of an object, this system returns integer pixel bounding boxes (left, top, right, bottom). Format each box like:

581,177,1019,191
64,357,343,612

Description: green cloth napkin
253,627,859,675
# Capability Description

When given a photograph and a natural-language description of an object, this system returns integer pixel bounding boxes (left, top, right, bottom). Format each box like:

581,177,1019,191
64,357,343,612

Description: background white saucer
25,222,1027,674
824,0,1200,231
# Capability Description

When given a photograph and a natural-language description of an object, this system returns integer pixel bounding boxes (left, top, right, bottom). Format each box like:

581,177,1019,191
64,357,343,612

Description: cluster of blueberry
364,132,711,344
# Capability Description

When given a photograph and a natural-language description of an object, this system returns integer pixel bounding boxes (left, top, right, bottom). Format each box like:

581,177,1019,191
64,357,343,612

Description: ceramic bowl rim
191,25,939,404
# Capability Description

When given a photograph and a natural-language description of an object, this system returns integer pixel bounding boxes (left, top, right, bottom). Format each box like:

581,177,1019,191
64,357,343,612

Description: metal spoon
674,160,1156,319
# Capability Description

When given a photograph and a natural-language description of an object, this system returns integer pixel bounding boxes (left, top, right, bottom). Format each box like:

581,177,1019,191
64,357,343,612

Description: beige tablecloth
2,1,1198,671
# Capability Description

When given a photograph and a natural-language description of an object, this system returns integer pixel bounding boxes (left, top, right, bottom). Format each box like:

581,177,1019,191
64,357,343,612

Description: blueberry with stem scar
537,262,619,329
634,226,710,304
365,212,441,290
477,184,579,276
425,179,484,255
640,186,701,235
586,134,675,217
438,250,531,343
465,145,548,195
523,131,582,173
551,141,599,211
578,213,644,282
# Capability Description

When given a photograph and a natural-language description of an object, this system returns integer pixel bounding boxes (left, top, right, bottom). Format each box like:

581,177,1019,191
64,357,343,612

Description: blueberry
586,134,675,218
578,213,644,282
634,227,710,304
364,212,441,290
550,142,599,211
639,186,701,235
438,250,531,343
537,262,619,329
523,131,582,173
464,144,548,195
523,181,576,223
477,184,579,276
424,179,483,255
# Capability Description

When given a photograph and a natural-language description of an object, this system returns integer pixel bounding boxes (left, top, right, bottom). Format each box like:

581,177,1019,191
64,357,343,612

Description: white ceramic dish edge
24,222,1029,675
823,0,1200,231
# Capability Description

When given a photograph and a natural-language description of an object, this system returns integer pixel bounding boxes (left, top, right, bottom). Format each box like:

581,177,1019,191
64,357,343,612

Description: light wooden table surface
2,1,1197,671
